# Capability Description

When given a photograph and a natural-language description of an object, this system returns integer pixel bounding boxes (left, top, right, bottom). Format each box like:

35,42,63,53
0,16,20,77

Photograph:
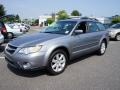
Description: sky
1,0,120,19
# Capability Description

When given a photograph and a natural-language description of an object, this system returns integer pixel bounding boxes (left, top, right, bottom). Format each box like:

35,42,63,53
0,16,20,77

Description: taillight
2,27,7,33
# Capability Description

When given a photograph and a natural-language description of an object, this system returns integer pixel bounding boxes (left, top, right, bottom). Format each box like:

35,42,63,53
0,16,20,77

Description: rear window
111,24,120,29
87,22,99,32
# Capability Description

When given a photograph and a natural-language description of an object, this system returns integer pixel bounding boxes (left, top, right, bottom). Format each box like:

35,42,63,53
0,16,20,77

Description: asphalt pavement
0,30,120,90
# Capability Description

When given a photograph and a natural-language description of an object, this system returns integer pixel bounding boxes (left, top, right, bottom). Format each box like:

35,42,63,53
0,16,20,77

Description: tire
97,41,107,55
7,32,14,39
115,33,120,41
47,49,68,75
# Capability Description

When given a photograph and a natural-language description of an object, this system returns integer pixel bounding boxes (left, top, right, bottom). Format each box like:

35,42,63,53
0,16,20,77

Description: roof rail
81,17,99,21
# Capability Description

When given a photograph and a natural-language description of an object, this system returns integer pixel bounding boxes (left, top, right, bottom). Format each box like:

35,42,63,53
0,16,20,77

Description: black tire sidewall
7,32,13,39
47,49,68,75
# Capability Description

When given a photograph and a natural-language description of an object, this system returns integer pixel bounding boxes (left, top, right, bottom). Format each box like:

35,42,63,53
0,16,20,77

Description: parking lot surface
0,29,120,90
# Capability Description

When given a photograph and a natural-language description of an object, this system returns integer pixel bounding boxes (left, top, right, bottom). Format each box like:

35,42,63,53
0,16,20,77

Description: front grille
6,44,17,54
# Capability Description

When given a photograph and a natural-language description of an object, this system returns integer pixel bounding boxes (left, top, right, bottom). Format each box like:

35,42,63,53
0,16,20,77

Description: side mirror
74,30,83,35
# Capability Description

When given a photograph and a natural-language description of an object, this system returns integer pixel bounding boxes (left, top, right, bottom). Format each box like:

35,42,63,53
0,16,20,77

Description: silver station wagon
5,19,109,75
108,23,120,41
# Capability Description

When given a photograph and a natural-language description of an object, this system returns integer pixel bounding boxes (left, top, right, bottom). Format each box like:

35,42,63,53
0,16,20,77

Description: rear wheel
7,32,14,39
47,49,68,75
97,41,107,55
115,33,120,41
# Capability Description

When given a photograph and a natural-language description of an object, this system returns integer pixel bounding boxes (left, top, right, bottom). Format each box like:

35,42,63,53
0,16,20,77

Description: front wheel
97,41,107,55
47,50,68,75
115,33,120,41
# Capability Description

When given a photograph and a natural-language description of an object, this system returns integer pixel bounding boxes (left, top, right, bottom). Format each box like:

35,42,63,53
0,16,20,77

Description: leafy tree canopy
0,4,6,17
71,10,81,16
57,10,69,20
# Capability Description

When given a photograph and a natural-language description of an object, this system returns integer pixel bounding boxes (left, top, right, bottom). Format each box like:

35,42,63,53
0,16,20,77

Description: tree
46,18,54,25
51,13,56,21
0,15,16,23
0,4,6,17
57,10,69,20
34,19,39,25
15,14,21,22
8,17,15,23
71,10,81,16
112,16,120,24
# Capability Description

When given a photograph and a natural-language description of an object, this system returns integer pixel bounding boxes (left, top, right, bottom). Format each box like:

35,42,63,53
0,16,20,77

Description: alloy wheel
116,34,120,41
51,53,66,72
100,42,106,54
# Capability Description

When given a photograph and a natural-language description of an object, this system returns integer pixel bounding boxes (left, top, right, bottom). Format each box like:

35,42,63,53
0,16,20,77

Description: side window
87,22,99,33
97,23,105,31
116,24,120,28
75,22,87,33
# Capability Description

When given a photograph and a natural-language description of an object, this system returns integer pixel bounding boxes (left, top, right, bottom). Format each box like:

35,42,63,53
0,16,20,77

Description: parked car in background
103,24,111,29
13,23,30,32
0,21,24,39
5,19,109,75
108,23,120,41
24,24,30,31
0,31,4,45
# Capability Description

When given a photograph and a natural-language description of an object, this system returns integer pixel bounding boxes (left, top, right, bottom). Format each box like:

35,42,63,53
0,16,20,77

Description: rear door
85,21,103,48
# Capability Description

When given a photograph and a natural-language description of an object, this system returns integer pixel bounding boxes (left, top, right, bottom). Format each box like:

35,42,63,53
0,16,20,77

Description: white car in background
4,24,24,39
1,22,24,39
13,23,30,32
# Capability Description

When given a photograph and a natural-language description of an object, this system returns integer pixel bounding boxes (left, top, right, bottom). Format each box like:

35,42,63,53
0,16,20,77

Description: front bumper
4,50,47,70
109,32,116,39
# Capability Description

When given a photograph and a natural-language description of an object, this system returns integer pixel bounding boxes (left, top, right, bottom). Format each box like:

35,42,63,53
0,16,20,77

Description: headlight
18,45,42,54
109,30,113,34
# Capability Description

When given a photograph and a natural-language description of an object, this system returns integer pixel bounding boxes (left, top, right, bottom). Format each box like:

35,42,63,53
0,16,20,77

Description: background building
39,15,51,27
39,15,112,27
90,17,112,24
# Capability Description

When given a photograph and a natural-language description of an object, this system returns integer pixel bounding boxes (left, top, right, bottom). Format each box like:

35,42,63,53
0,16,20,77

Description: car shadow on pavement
68,52,99,66
4,39,11,43
0,46,5,52
68,52,96,65
7,52,97,77
0,39,12,52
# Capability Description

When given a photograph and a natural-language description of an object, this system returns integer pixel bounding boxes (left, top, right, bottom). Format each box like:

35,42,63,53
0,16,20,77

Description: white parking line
0,57,5,59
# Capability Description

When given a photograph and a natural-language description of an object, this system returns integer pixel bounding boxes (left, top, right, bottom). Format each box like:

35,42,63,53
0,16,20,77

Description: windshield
41,21,77,35
111,24,120,29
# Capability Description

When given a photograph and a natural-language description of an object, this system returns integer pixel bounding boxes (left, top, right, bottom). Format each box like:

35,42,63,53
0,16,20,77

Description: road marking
0,57,5,59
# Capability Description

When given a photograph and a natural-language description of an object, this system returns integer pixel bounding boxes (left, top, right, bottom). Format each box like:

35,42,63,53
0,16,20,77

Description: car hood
9,33,64,47
107,28,119,31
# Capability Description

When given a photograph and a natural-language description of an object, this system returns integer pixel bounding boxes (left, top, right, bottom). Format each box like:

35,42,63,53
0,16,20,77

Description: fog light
23,62,31,69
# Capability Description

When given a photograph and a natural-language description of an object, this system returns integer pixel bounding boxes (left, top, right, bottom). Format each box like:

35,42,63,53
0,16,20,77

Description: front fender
44,44,71,66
